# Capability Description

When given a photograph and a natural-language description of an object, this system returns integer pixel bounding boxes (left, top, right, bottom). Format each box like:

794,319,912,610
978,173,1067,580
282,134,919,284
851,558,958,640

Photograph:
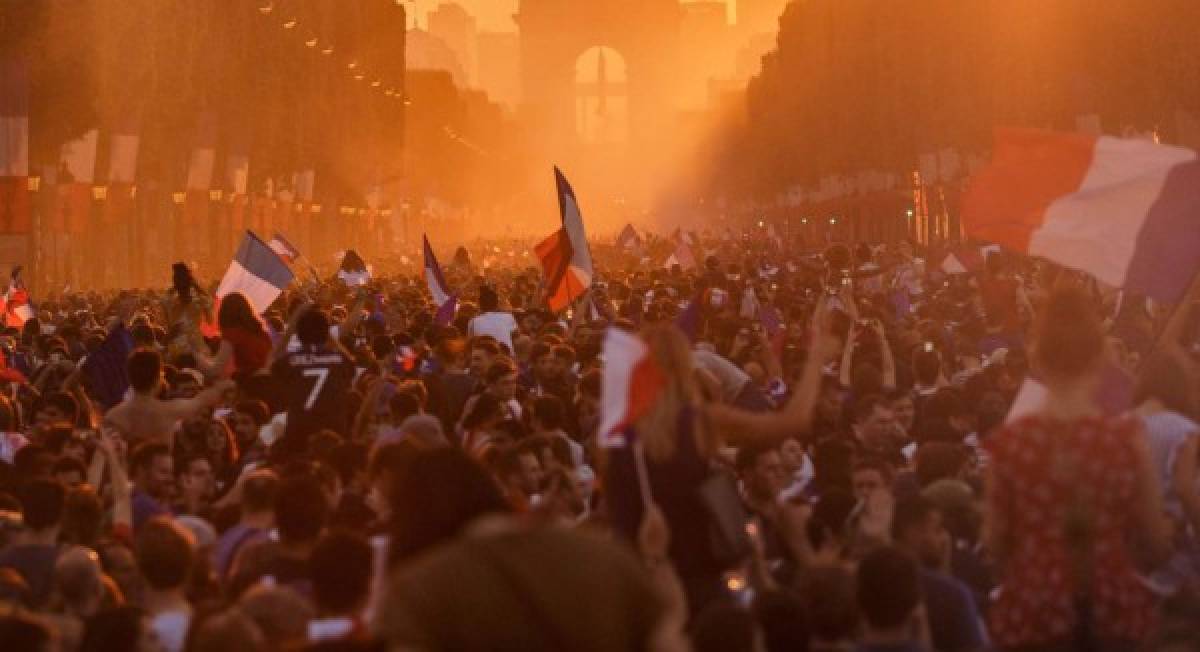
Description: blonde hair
633,324,714,462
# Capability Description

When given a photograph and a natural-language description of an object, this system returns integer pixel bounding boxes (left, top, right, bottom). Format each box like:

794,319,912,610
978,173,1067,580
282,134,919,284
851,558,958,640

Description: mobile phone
724,568,755,608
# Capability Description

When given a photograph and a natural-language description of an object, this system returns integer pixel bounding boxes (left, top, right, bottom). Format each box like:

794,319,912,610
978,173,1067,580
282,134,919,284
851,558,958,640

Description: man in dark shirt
0,479,65,608
855,546,927,652
892,496,988,652
271,309,356,458
130,443,174,531
228,473,329,599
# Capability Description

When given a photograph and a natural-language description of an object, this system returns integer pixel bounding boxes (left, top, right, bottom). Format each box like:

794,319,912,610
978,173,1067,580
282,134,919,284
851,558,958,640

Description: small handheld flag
3,266,34,328
267,233,300,263
599,328,668,448
215,232,296,313
423,235,458,326
616,223,642,251
535,167,593,312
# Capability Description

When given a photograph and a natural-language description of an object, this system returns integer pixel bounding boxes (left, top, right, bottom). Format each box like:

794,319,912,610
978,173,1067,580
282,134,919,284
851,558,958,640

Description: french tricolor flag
964,128,1200,302
599,328,668,448
535,167,594,312
215,232,295,313
268,233,300,264
423,235,457,326
3,266,33,328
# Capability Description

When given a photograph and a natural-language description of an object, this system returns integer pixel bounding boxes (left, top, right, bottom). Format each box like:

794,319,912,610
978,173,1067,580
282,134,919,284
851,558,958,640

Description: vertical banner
59,129,99,236
0,57,30,235
225,153,249,251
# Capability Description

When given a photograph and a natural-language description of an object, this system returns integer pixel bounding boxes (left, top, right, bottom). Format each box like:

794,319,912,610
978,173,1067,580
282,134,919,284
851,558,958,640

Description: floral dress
984,415,1156,647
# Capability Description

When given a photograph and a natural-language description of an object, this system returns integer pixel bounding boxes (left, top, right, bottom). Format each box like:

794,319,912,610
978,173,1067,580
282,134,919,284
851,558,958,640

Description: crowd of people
0,229,1198,652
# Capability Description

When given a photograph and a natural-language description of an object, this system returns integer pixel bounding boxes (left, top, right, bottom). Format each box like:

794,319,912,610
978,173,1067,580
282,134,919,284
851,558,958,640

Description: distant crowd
0,230,1198,651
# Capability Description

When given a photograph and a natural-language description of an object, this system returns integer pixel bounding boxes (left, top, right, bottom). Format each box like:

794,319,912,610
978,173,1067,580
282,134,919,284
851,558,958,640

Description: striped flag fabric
963,127,1200,302
535,167,593,312
2,266,34,328
215,232,295,312
103,109,140,230
599,328,668,448
82,324,135,409
268,233,300,263
0,56,30,234
423,235,457,326
616,223,642,251
338,250,371,287
664,240,697,271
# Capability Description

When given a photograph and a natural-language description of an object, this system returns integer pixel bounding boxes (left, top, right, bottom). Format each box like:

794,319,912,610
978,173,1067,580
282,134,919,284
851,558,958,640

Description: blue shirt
132,489,170,531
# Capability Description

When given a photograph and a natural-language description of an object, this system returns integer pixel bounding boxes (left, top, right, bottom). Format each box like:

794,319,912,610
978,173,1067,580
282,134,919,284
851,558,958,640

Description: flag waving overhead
268,233,300,263
2,266,33,328
215,232,295,312
535,168,593,312
963,127,1200,302
616,223,642,251
82,324,135,409
423,235,458,326
338,250,371,287
664,240,697,271
599,328,668,448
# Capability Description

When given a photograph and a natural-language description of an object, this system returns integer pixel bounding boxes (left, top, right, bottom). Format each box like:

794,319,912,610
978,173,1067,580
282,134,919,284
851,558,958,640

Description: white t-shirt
467,311,518,353
149,608,192,652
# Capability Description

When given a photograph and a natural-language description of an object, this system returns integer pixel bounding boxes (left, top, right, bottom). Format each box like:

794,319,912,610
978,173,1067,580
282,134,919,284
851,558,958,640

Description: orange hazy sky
407,0,735,32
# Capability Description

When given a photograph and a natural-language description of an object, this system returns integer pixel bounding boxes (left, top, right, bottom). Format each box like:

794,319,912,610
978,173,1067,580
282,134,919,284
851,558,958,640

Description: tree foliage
714,0,1200,199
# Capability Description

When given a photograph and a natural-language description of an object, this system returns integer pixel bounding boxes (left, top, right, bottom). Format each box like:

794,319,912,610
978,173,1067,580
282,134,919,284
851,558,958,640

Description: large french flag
215,232,295,312
963,128,1200,302
535,167,594,312
423,235,457,326
598,328,668,448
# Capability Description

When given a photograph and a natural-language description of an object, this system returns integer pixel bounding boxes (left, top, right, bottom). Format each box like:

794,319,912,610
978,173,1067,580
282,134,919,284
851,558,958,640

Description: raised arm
707,298,835,444
195,339,235,379
875,320,897,392
96,427,132,531
340,290,370,341
272,299,313,362
163,378,237,421
353,365,391,442
838,326,856,388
